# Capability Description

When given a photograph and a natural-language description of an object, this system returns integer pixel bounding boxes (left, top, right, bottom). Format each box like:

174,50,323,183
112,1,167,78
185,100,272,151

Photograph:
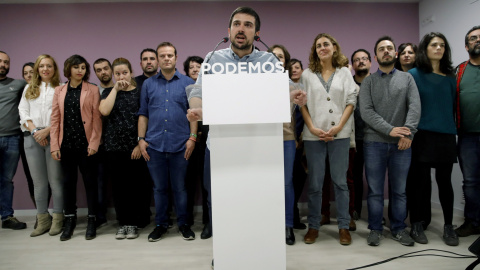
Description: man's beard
355,68,369,77
100,76,111,84
468,43,480,57
378,58,396,67
231,34,252,51
0,67,9,77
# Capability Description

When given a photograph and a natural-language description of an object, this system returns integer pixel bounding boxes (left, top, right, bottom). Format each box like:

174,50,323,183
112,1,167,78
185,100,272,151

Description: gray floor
1,207,478,270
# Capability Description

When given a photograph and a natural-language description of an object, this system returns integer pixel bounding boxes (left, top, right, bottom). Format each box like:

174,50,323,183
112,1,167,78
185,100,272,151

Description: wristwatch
137,137,145,142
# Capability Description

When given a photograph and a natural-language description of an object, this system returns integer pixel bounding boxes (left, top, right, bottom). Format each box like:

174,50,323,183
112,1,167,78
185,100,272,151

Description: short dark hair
63,54,90,81
229,6,261,32
140,48,157,60
394,43,418,70
93,58,112,69
374,36,396,55
183,56,204,76
416,32,454,76
465,25,480,45
351,49,371,64
156,42,177,56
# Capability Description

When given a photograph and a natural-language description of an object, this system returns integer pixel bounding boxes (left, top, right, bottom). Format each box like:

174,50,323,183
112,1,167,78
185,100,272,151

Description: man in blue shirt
138,42,197,242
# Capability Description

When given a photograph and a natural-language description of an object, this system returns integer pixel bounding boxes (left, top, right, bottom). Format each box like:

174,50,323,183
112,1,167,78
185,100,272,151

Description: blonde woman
18,54,64,237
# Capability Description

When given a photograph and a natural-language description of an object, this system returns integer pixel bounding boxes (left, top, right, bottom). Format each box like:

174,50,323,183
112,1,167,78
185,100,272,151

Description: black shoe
201,224,212,239
179,225,195,240
410,222,428,244
211,259,214,270
60,215,77,241
2,216,27,230
456,220,480,237
85,216,97,240
293,222,307,230
286,226,295,245
148,225,168,242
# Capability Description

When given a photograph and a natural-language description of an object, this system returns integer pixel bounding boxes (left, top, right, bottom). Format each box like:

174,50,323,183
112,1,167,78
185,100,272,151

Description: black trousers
352,140,365,216
407,161,454,227
106,151,151,226
61,149,99,216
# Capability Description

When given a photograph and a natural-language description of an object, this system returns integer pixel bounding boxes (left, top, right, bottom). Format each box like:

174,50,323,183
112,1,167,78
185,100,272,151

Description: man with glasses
455,25,480,237
350,49,371,221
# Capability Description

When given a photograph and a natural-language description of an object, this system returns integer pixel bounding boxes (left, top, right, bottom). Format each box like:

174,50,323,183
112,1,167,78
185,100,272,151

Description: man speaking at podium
186,6,307,246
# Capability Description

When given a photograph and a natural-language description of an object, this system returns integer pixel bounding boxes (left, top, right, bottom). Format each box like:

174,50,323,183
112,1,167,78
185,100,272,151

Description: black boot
85,216,96,240
201,223,212,239
60,215,77,241
286,226,295,245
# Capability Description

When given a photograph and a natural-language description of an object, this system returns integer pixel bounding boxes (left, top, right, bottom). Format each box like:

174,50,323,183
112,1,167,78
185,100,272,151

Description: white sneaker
115,225,127,240
126,226,139,239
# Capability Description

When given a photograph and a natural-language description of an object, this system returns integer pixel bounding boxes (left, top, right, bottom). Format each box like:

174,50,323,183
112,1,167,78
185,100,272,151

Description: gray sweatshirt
359,69,421,144
0,78,26,136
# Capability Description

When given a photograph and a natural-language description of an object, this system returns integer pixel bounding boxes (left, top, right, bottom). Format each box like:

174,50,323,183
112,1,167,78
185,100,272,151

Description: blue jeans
0,135,20,220
305,139,351,230
458,133,480,224
364,141,411,233
147,148,188,226
284,140,295,228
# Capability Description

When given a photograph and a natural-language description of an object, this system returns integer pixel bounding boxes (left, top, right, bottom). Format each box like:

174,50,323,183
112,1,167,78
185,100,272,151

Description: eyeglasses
469,35,480,43
353,57,369,63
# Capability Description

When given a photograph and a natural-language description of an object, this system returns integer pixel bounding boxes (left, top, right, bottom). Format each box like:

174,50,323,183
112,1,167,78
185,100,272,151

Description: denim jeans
305,139,351,230
284,140,295,228
458,133,480,224
0,135,20,220
147,148,188,226
364,141,411,233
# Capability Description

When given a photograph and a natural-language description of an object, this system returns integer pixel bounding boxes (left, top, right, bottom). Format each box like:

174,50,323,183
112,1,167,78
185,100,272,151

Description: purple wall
3,1,419,210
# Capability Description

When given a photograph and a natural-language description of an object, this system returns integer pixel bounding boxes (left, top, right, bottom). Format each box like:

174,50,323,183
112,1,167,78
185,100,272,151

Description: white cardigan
300,67,356,141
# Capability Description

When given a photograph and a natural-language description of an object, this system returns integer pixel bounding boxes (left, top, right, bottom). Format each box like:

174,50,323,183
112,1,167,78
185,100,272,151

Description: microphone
254,36,280,62
205,37,229,64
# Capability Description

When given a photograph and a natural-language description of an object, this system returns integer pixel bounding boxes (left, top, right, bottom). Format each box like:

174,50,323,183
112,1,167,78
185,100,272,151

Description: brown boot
49,213,64,236
304,228,319,244
349,219,356,231
320,215,330,226
339,229,352,245
30,213,52,237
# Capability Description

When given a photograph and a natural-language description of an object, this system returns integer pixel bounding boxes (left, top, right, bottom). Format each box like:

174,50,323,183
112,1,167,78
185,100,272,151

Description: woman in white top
18,54,64,237
300,33,356,246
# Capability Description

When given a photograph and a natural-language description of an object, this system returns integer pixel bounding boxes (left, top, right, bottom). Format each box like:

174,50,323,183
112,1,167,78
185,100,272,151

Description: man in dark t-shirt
0,51,27,230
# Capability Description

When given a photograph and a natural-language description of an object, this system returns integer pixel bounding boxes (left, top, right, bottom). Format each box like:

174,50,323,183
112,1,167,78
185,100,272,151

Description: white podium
203,72,290,270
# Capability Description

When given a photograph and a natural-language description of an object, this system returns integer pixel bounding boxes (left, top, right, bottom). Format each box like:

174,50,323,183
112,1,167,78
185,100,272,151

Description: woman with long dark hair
406,32,458,246
50,54,102,241
300,34,356,246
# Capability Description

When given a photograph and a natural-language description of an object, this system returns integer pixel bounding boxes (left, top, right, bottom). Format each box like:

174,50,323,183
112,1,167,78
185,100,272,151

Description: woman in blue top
406,32,458,246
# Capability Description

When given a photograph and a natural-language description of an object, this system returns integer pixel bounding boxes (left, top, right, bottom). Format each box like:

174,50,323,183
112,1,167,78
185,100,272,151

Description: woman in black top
99,57,151,240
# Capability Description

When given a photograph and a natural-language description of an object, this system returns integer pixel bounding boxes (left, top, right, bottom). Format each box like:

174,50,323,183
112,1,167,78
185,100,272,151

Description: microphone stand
205,37,229,64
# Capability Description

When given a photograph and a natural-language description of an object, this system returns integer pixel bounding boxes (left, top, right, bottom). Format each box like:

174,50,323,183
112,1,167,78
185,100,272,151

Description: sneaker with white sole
126,226,139,239
115,225,127,240
392,229,415,246
179,225,195,240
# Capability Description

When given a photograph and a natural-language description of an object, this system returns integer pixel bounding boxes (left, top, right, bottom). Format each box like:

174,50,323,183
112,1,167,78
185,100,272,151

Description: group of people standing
1,7,480,257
